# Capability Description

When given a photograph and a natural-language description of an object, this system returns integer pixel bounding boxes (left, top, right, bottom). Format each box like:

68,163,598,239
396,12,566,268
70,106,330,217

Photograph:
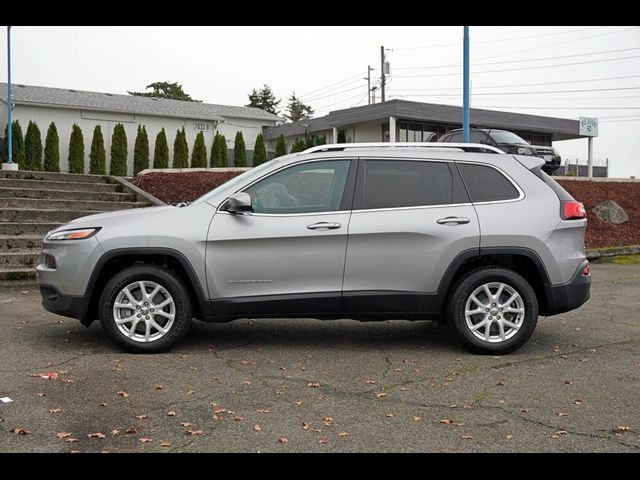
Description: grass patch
592,254,640,265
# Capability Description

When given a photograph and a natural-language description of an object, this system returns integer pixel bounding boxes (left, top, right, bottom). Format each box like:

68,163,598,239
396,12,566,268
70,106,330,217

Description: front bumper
39,284,91,325
543,261,591,316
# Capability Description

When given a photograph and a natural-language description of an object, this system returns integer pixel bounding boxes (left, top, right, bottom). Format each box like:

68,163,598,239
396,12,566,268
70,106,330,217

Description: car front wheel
99,265,192,353
447,267,538,354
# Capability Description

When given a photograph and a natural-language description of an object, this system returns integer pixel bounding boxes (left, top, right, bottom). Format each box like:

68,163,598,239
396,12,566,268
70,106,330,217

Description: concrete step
2,169,111,184
0,267,35,281
0,235,42,251
0,251,40,268
0,222,61,236
2,197,148,212
0,186,136,202
0,178,121,193
0,209,102,223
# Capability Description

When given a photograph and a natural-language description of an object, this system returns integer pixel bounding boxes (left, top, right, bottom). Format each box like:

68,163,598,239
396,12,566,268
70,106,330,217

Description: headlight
46,227,101,241
516,147,532,155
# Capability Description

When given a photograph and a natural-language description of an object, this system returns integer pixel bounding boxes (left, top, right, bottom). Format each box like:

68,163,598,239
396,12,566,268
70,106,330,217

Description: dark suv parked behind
439,128,561,174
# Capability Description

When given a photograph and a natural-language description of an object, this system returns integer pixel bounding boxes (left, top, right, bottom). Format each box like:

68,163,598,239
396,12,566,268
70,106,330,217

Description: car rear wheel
99,265,192,353
447,267,538,354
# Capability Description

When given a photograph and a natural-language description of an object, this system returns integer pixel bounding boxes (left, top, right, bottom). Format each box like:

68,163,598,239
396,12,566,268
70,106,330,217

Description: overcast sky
2,26,639,177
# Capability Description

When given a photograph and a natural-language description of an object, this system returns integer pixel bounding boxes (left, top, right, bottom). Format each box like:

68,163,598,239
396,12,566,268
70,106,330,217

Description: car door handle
307,222,342,230
437,216,470,225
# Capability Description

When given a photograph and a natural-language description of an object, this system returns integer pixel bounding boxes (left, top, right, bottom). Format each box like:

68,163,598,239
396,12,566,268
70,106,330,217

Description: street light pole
3,25,17,171
462,26,470,143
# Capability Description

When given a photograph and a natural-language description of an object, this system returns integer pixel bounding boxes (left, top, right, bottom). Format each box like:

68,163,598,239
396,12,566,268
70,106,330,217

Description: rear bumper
543,261,591,316
39,284,91,325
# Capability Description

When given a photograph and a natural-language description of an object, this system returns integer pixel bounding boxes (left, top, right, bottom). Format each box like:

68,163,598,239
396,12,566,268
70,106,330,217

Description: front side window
356,160,463,210
244,160,351,214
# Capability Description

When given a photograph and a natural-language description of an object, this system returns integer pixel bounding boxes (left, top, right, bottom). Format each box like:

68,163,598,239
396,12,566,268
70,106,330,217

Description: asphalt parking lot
1,263,639,453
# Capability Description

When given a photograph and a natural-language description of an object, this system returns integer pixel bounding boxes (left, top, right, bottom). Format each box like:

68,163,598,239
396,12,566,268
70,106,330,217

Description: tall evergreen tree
89,125,106,175
128,81,201,102
252,133,267,166
191,131,207,168
133,125,150,175
153,128,169,168
172,128,188,168
43,122,60,172
246,84,281,114
24,121,43,171
315,134,327,146
210,132,227,167
233,131,247,167
4,120,26,169
284,92,314,122
68,124,85,173
290,138,307,153
337,130,346,143
110,123,128,176
275,134,287,157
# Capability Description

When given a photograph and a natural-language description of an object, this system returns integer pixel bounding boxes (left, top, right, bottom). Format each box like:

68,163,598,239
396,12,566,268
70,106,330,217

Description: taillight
562,201,586,220
582,264,591,276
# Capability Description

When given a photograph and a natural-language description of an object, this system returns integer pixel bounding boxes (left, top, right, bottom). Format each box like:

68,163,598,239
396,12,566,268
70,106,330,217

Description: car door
342,158,480,314
206,158,356,316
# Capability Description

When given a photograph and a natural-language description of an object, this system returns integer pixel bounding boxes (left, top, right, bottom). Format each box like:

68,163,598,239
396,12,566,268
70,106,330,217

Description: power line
299,73,363,98
305,83,365,103
313,92,367,113
390,26,612,51
389,74,640,92
391,46,640,72
472,105,640,110
394,54,640,79
477,26,639,61
392,86,640,97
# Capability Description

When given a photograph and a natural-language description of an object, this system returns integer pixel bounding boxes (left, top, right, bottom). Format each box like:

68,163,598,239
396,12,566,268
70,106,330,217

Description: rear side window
457,163,520,203
530,166,573,201
355,160,467,210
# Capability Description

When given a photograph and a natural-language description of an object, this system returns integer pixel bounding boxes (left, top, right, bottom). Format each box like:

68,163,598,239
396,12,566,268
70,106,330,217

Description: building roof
0,83,280,123
265,99,583,141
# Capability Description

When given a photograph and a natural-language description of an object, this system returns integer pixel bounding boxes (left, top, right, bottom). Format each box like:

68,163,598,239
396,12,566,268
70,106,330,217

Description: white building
1,83,279,174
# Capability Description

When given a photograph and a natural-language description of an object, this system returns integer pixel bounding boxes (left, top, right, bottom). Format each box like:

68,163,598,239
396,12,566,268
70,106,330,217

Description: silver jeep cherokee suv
36,143,590,354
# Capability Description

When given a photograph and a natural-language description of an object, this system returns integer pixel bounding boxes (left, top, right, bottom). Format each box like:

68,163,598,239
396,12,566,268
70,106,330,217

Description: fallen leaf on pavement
166,410,176,417
213,407,227,414
48,408,62,414
100,402,107,407
278,437,288,444
56,432,71,439
557,412,568,417
453,422,465,427
440,418,451,424
385,412,395,418
318,437,327,444
554,430,568,436
400,387,410,391
233,416,243,421
185,390,195,395
65,437,78,443
323,416,333,426
257,409,271,414
301,422,310,430
138,438,153,444
307,382,320,388
551,434,561,439
136,414,148,420
253,424,262,432
61,378,74,384
180,422,191,427
413,416,422,421
160,441,171,447
186,430,203,436
462,435,473,439
240,360,253,365
36,393,46,397
506,434,513,439
87,432,106,439
573,399,583,405
520,408,530,413
339,432,349,437
366,380,376,385
294,401,303,406
496,381,505,386
117,391,129,398
618,425,630,432
126,427,137,434
154,385,163,390
70,450,80,453
111,429,120,436
314,429,322,433
375,391,386,398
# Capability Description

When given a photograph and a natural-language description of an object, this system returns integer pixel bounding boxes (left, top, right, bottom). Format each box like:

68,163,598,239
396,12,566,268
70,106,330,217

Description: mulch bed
133,172,640,249
558,180,640,248
133,171,242,205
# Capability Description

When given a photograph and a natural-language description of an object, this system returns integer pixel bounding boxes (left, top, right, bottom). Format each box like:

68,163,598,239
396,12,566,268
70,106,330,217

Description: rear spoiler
513,154,545,170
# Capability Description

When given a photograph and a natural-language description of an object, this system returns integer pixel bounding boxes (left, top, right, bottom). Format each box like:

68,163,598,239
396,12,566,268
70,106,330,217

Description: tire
446,267,538,355
99,265,192,353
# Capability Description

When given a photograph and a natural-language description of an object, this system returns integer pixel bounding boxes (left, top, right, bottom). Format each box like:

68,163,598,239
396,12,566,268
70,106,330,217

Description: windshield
485,130,529,145
191,157,287,205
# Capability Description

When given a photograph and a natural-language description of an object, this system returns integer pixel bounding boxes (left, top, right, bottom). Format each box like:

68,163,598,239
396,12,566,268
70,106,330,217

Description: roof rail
302,142,505,155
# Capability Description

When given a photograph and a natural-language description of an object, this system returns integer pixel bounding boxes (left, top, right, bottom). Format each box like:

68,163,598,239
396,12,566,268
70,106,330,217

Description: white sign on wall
194,122,210,132
579,116,598,137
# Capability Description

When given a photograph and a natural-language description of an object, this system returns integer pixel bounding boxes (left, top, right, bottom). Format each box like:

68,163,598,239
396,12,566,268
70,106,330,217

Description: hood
68,205,174,225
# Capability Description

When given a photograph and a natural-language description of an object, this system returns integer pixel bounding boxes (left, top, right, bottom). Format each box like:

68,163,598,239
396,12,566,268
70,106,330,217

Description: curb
108,176,166,207
586,245,640,260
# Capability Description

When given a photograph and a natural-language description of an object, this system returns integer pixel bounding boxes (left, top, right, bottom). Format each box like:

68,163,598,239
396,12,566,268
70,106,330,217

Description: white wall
2,105,276,174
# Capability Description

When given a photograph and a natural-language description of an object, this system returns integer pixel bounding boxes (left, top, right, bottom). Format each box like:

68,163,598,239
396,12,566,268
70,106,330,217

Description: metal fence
553,157,609,178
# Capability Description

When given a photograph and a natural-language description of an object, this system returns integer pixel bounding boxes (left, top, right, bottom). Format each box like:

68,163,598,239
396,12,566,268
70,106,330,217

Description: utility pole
380,45,386,103
366,65,373,105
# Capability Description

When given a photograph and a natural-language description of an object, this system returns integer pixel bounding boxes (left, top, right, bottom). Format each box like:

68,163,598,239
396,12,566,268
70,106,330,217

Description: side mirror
225,192,252,214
